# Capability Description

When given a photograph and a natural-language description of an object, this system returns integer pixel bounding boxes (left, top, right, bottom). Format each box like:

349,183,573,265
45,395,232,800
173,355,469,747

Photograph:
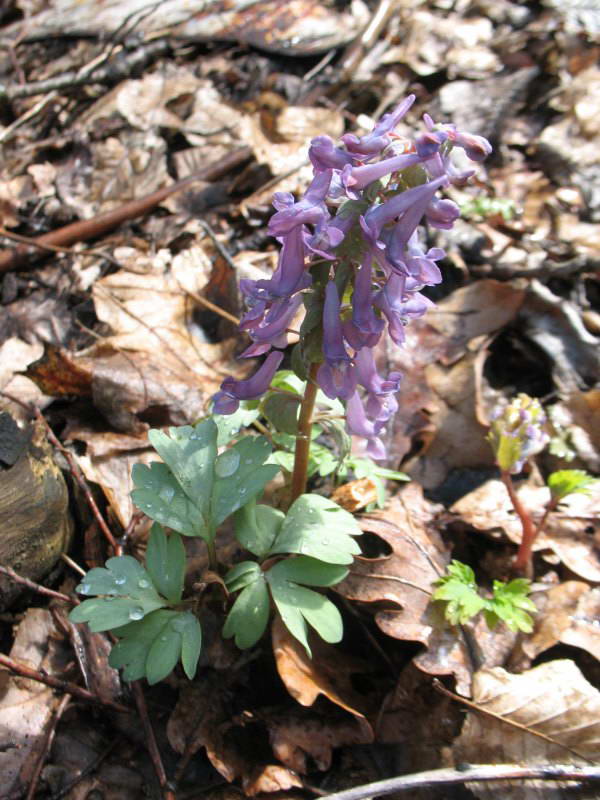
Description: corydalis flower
213,97,491,460
213,351,284,414
487,394,549,473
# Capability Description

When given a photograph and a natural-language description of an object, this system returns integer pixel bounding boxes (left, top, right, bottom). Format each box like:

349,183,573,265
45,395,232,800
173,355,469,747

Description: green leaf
180,613,202,679
547,470,597,502
486,578,536,633
109,609,177,680
271,450,295,472
222,577,270,649
145,523,185,604
432,561,486,625
274,556,348,587
70,595,164,632
270,494,362,565
148,420,217,522
269,370,305,395
74,555,162,605
131,462,207,538
224,561,263,593
211,436,279,527
234,500,284,558
109,609,202,684
266,559,343,656
262,393,301,434
212,403,261,446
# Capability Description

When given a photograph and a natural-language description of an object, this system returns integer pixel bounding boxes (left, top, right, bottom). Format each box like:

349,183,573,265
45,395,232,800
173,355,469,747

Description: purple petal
218,351,284,404
322,281,349,364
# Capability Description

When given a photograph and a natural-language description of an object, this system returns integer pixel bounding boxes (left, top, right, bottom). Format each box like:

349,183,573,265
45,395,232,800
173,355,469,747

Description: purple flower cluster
213,95,491,457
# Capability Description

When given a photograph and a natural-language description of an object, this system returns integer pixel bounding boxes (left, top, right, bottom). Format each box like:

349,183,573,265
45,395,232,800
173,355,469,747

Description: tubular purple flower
354,347,402,396
252,227,310,299
342,258,384,350
426,198,460,229
341,152,424,197
309,135,355,172
268,170,333,236
346,391,386,460
213,351,284,413
364,176,448,236
450,131,493,162
341,95,416,157
415,130,448,159
322,281,349,363
240,294,303,349
374,274,434,346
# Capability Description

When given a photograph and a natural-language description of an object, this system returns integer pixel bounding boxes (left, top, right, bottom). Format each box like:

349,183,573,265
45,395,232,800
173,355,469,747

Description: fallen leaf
272,614,373,722
264,706,371,773
0,609,69,798
336,484,475,694
453,660,600,799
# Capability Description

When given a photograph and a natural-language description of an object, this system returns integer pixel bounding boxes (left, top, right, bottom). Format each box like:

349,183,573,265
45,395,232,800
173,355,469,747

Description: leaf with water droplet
215,448,240,478
223,578,269,649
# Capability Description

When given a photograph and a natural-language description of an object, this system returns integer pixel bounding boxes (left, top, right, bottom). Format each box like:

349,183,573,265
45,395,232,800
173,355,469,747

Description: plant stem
290,363,320,502
500,470,535,577
207,537,218,573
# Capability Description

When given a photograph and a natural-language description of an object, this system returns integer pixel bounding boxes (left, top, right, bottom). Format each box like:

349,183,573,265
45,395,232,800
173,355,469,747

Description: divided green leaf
485,578,536,633
109,609,202,684
547,469,597,502
432,561,486,625
145,524,185,604
266,557,346,656
269,494,362,565
234,501,285,558
132,423,278,540
222,576,270,649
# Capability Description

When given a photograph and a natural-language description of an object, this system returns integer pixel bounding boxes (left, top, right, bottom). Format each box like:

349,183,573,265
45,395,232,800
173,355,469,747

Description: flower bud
487,394,549,473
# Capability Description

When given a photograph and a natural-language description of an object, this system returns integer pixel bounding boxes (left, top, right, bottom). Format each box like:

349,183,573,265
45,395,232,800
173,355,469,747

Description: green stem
206,536,218,573
501,470,535,577
290,363,320,503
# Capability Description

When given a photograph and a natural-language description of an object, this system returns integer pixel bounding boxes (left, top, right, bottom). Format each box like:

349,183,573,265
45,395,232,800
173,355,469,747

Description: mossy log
0,415,73,608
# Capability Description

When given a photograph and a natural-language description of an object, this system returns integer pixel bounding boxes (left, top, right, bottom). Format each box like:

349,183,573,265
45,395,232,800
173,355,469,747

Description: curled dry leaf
453,660,600,799
452,479,600,582
336,484,474,695
331,478,379,512
272,615,372,722
167,676,301,794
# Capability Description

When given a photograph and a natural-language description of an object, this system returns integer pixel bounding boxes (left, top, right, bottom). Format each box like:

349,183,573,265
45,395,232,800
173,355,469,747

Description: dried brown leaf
453,660,600,799
336,484,474,694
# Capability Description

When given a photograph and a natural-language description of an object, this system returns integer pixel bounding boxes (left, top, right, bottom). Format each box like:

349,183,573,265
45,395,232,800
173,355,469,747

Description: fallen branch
0,146,252,274
320,764,600,800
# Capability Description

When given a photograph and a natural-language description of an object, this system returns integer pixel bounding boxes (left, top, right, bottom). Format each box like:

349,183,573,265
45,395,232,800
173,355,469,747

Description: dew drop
78,583,90,593
215,449,240,478
321,538,329,546
138,579,150,589
114,576,126,585
239,487,247,495
171,617,187,632
159,486,175,503
160,636,167,642
129,606,144,621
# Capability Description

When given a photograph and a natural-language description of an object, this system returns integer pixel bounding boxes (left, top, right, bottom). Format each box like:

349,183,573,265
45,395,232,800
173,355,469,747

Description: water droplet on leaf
159,486,175,503
138,579,150,589
215,449,240,477
129,607,144,621
78,583,90,593
114,577,126,585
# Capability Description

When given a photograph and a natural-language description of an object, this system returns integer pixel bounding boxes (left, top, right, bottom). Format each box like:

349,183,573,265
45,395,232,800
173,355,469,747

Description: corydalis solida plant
213,95,492,464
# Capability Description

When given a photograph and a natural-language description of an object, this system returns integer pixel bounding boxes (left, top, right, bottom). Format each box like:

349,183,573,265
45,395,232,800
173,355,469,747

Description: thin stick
25,694,70,800
0,653,131,713
290,363,320,502
36,409,122,556
0,146,252,274
131,681,175,800
319,763,600,800
0,565,72,604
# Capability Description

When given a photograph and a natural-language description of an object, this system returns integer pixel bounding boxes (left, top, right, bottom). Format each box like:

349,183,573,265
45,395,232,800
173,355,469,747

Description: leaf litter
0,0,599,797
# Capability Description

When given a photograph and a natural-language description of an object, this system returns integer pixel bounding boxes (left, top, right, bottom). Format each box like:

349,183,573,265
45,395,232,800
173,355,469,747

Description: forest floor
0,1,599,799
